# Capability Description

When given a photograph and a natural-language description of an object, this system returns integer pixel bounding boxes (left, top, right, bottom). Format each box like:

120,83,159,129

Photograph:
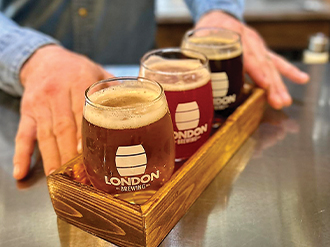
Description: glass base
114,190,157,205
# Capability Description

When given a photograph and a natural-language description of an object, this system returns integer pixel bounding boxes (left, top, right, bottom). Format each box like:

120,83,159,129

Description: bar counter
0,63,329,246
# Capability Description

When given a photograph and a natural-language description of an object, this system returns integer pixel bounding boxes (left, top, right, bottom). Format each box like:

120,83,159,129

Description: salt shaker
303,33,329,64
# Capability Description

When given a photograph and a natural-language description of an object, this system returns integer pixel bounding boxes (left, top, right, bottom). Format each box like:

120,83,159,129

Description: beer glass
82,77,175,204
140,48,213,161
182,28,244,116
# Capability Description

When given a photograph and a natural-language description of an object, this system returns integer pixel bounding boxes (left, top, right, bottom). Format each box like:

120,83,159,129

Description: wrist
20,44,63,87
196,10,243,32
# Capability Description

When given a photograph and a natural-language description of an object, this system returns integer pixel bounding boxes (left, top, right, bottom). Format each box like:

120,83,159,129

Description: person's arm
183,2,309,109
14,44,113,180
0,13,114,180
184,0,245,21
0,12,59,96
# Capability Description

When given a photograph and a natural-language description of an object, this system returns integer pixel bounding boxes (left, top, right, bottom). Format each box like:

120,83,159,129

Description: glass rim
140,47,209,76
85,76,165,110
183,27,241,49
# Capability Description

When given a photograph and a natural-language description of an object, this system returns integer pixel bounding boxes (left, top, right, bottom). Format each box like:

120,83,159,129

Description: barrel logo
115,145,147,176
211,72,229,97
175,101,200,131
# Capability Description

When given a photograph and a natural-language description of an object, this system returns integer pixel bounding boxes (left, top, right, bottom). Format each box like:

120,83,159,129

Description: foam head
84,79,168,130
182,29,242,60
140,55,210,91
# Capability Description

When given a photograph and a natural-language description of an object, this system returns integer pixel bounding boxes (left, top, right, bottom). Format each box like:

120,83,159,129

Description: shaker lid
308,33,329,53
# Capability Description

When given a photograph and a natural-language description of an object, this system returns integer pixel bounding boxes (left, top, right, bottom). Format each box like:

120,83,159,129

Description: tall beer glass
140,48,213,161
82,77,175,204
182,28,243,116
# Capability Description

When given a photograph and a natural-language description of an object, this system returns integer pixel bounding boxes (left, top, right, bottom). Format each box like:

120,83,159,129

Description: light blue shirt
0,0,244,96
184,0,244,22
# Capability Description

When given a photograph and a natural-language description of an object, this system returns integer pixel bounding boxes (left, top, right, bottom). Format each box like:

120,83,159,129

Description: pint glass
140,48,213,161
82,77,175,204
182,28,244,116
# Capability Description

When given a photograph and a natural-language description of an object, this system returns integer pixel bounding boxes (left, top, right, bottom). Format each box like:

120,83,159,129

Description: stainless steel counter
0,63,329,247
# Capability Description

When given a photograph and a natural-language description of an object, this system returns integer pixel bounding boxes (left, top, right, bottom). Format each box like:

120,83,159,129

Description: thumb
13,115,37,180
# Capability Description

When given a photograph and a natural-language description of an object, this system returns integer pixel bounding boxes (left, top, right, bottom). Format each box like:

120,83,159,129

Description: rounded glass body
182,28,244,115
82,77,175,204
140,48,213,161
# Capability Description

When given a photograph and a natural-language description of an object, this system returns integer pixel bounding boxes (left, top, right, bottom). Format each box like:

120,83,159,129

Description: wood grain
48,157,146,247
47,88,266,247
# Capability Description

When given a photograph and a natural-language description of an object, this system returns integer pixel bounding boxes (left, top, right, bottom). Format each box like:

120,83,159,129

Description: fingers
74,108,83,154
267,63,292,109
72,66,113,154
246,54,292,109
13,115,37,180
194,11,308,110
268,51,310,84
246,51,292,109
241,27,293,109
246,58,291,110
71,80,89,154
51,91,78,165
35,106,62,176
242,28,271,90
16,47,116,179
244,55,271,90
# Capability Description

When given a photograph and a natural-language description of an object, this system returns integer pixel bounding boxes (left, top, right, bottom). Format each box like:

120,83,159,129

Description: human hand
195,11,310,109
13,45,113,179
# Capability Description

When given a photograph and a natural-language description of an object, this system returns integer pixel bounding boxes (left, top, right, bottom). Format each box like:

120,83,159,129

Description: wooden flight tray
47,87,266,247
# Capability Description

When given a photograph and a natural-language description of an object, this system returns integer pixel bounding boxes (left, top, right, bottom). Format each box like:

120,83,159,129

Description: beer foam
84,86,168,130
140,56,210,92
183,36,242,60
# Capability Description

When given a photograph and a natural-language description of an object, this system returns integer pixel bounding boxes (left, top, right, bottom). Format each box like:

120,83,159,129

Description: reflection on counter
254,107,300,158
57,218,115,247
162,138,256,246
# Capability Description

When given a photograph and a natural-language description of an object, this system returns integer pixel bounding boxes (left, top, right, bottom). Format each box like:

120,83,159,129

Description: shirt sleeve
184,0,245,23
0,12,59,97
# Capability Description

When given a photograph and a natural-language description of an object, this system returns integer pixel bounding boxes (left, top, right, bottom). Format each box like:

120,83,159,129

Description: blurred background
155,0,330,62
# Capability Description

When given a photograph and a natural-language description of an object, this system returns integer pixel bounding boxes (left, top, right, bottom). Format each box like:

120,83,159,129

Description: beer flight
81,28,244,204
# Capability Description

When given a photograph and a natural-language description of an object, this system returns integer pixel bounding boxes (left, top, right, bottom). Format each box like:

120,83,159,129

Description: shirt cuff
184,0,245,23
0,27,59,96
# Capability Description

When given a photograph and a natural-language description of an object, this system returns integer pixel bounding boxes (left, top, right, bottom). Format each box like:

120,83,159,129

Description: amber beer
140,48,213,160
182,28,244,116
82,77,175,204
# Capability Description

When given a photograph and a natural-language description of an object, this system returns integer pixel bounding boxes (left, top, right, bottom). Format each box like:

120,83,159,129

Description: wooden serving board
47,87,266,247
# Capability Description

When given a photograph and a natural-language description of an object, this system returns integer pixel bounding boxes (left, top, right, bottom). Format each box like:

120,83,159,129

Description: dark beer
140,49,214,160
208,52,243,115
82,78,175,204
182,29,244,116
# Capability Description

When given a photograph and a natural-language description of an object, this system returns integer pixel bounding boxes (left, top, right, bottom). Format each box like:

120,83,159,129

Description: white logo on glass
115,145,147,176
175,101,200,130
211,72,229,97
